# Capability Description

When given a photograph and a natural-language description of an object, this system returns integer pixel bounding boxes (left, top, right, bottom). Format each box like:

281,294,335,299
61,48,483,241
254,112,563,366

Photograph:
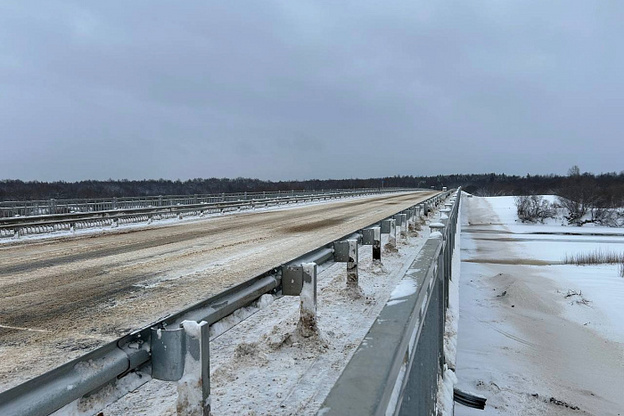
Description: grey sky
1,1,622,181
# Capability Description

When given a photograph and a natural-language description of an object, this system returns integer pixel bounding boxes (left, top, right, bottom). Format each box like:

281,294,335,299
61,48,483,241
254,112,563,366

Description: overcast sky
1,1,622,182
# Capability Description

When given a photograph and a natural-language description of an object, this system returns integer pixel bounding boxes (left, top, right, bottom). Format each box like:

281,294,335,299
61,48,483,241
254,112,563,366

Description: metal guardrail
0,188,413,238
0,190,453,416
0,188,413,218
320,189,460,415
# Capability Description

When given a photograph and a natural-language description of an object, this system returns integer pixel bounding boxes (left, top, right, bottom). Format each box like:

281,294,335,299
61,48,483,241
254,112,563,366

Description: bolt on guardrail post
298,263,318,337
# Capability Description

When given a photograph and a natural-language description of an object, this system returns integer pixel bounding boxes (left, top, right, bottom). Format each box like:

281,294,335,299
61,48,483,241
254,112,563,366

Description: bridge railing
0,188,412,218
0,188,415,238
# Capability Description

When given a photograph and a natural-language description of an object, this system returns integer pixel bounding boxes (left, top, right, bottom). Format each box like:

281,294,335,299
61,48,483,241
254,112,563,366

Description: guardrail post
346,239,360,294
380,219,391,234
388,218,397,248
409,207,418,231
362,226,380,261
372,226,381,261
298,263,318,337
393,214,402,231
177,320,211,416
400,213,408,238
150,321,211,415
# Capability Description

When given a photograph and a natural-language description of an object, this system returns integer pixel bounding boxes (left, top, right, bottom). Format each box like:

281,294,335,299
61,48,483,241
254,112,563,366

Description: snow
388,278,418,300
181,320,204,340
102,202,446,415
436,365,458,415
456,194,624,415
53,370,150,416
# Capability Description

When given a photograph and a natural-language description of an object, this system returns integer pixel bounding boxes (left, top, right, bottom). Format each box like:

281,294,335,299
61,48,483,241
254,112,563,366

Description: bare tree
557,166,602,226
515,195,556,223
567,165,581,177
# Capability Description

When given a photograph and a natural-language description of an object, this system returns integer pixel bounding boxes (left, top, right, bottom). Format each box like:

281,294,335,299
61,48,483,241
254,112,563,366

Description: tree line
2,170,623,208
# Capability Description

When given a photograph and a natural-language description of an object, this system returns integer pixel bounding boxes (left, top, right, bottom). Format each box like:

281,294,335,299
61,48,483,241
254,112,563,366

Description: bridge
0,188,460,415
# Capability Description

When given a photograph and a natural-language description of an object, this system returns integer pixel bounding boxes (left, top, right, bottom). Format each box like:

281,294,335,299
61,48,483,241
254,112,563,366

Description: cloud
1,1,622,181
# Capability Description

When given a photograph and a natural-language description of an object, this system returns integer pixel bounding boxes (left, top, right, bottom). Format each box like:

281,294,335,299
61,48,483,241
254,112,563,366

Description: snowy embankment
102,211,438,415
456,195,624,415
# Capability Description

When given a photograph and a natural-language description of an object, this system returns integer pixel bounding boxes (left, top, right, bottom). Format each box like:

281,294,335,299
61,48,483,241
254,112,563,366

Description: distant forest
2,171,624,207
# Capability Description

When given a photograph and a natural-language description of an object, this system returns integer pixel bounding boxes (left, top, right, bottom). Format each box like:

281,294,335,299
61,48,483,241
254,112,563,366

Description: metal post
400,214,408,238
372,226,381,261
177,320,210,416
388,219,397,248
346,239,359,292
298,263,318,337
381,219,392,234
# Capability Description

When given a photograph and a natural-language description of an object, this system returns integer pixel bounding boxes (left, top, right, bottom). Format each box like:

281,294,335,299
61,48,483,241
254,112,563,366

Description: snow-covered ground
456,195,624,415
97,212,439,415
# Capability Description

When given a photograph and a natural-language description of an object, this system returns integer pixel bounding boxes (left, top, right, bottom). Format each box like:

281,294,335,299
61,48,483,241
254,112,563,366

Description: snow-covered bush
590,207,624,227
557,196,624,227
515,195,556,223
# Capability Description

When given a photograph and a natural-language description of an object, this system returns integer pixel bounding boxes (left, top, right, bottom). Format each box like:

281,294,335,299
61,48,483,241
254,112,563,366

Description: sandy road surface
0,191,435,391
